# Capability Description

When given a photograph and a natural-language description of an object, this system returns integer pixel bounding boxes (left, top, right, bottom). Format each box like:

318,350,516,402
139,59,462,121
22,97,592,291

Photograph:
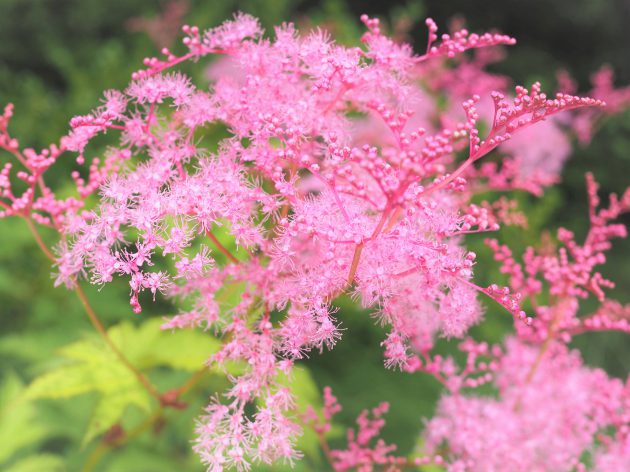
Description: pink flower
3,11,628,472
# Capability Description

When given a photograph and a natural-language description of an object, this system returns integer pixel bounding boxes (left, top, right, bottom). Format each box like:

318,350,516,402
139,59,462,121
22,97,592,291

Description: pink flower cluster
412,176,630,470
322,173,630,468
425,338,625,471
2,12,630,472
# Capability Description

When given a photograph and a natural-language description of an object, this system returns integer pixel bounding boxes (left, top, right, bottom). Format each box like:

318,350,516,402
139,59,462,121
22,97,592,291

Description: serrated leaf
26,353,134,400
58,339,114,364
24,328,152,447
23,317,223,446
0,372,51,463
106,321,161,367
142,327,220,371
26,364,103,400
4,454,65,472
83,386,151,446
108,318,220,371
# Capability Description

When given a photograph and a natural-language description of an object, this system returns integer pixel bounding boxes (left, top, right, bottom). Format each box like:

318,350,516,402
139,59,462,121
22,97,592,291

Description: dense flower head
2,11,630,472
425,337,625,472
423,174,630,471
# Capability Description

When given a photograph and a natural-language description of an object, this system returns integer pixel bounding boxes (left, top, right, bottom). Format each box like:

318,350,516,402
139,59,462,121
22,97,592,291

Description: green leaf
26,364,107,399
211,220,248,264
0,372,51,464
4,454,65,472
83,387,151,446
276,366,323,464
103,446,200,472
215,281,249,316
108,318,220,372
26,346,136,399
285,366,321,412
0,331,66,365
24,317,222,446
419,464,447,472
413,437,447,472
24,330,152,446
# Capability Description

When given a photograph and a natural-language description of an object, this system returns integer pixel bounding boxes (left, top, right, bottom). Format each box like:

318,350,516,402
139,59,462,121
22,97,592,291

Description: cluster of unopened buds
2,11,630,471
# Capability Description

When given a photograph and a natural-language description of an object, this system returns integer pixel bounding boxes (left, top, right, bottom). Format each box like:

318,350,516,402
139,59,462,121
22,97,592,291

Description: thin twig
207,230,240,264
24,216,163,403
24,217,56,261
81,409,165,472
74,284,162,401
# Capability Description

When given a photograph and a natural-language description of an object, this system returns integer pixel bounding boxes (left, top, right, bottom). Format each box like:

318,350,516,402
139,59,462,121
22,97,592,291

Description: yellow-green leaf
0,373,51,464
4,454,65,472
83,387,151,446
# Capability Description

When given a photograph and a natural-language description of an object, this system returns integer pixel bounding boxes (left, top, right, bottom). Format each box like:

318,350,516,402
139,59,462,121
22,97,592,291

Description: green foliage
107,318,221,371
283,366,324,464
4,454,65,472
0,373,51,465
0,0,629,470
24,318,220,447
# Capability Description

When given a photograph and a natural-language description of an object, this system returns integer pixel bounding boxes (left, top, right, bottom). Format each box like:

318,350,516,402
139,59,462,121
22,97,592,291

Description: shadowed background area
0,1,629,470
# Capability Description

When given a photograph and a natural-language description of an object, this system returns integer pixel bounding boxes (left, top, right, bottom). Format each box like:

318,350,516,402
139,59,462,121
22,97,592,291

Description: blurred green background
1,1,629,471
